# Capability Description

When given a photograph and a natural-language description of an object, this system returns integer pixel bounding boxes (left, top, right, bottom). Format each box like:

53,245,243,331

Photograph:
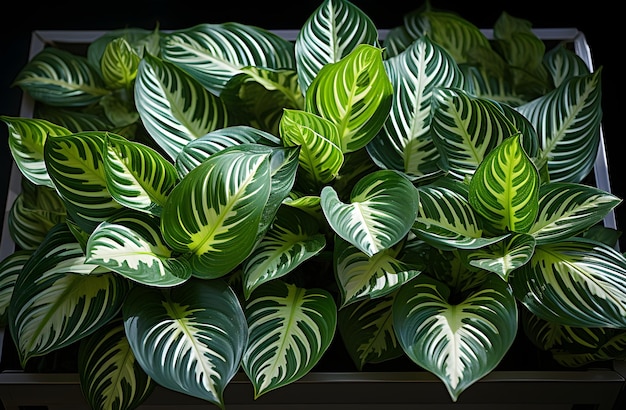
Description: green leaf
78,318,155,410
334,237,420,307
295,0,380,94
9,224,129,366
123,278,247,409
430,87,521,179
461,233,536,281
100,37,141,90
511,238,626,328
516,70,602,183
321,169,419,257
368,35,464,179
305,43,393,153
86,210,192,287
393,274,518,402
162,22,295,96
338,294,403,370
279,109,344,188
0,250,32,326
543,44,591,88
161,145,272,278
135,53,232,160
529,182,622,245
469,134,539,233
242,206,326,299
1,116,72,188
242,280,336,398
44,132,125,233
104,134,178,216
12,47,110,107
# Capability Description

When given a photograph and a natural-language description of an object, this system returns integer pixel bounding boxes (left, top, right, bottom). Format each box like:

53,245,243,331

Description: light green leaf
461,233,536,281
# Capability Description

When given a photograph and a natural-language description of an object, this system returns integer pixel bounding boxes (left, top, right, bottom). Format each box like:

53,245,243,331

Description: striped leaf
461,233,536,281
34,105,115,133
305,43,393,153
321,169,419,257
134,53,232,160
8,224,129,366
86,210,192,287
78,318,155,410
414,178,508,249
0,250,32,326
516,70,602,183
393,274,518,402
175,125,281,177
1,116,72,188
44,132,124,234
511,238,626,328
295,0,379,94
100,37,141,90
368,35,464,179
543,45,591,88
242,206,326,299
104,134,178,216
161,22,295,96
334,237,420,307
123,278,247,409
279,109,343,188
9,182,66,250
337,293,403,370
12,47,110,107
161,145,272,278
431,87,521,179
469,135,539,234
529,182,621,245
242,280,336,398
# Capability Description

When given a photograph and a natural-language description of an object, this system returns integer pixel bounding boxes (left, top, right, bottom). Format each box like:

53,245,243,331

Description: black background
0,0,621,247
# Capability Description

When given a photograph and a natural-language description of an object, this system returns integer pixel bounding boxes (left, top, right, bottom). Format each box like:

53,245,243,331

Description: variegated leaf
86,210,192,287
9,224,129,366
337,293,403,370
334,236,420,307
1,116,72,188
242,206,326,299
175,125,281,178
431,87,520,179
511,238,626,329
123,278,247,409
35,105,116,133
78,318,155,410
368,35,464,179
529,182,621,245
104,134,178,216
393,274,518,402
414,178,508,249
279,109,343,188
87,28,161,70
161,145,272,278
134,53,232,161
44,132,125,233
100,37,141,90
242,280,336,398
305,44,393,153
543,45,591,88
0,250,32,326
12,47,110,107
161,22,295,96
461,233,536,281
321,169,419,257
516,70,602,183
9,182,66,250
295,0,379,94
469,134,539,234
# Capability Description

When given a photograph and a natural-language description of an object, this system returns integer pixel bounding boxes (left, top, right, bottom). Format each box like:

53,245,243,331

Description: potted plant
1,0,625,409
